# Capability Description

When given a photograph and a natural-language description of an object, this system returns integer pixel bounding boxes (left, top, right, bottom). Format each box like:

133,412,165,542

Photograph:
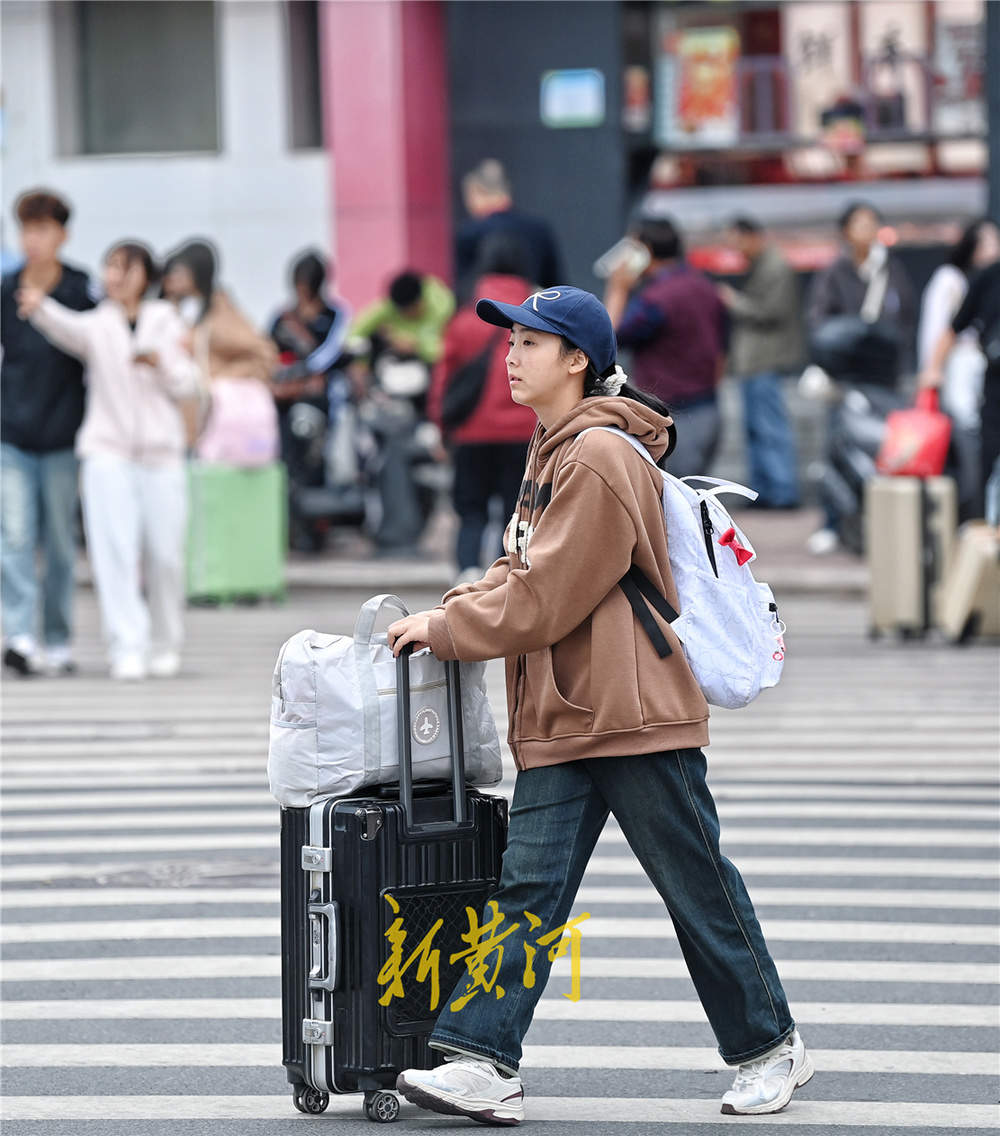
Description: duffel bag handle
354,594,409,645
396,645,468,835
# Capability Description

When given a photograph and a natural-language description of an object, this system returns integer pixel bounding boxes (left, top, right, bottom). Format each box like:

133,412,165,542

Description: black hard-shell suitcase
280,648,508,1121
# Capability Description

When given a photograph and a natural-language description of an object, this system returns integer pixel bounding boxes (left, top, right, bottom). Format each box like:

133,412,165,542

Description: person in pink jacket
18,242,201,680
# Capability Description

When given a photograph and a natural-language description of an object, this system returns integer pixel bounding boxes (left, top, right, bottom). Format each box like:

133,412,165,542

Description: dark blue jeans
740,373,799,508
430,749,793,1072
0,443,78,647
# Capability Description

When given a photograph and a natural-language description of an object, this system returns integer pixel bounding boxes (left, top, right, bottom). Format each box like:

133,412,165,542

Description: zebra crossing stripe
3,955,994,985
1,998,994,1027
3,793,995,821
586,855,1000,878
0,1095,996,1125
2,885,995,910
2,826,995,853
1,1044,997,1077
1,915,995,945
3,854,996,885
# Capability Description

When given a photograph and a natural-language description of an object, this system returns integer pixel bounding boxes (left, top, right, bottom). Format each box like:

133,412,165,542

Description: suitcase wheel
292,1085,329,1114
364,1090,400,1123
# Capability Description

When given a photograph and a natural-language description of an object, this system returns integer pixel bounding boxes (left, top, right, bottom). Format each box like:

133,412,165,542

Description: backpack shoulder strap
679,474,758,502
577,425,660,468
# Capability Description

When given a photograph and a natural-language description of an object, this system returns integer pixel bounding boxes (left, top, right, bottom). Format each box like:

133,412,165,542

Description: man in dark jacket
455,160,562,301
719,216,803,509
1,190,95,675
605,216,726,478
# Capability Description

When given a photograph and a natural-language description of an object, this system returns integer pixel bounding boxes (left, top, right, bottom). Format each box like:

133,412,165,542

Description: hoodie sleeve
29,297,95,361
151,305,203,399
428,457,637,662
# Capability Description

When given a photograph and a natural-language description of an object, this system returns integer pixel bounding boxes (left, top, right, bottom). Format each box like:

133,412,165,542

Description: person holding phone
18,241,200,680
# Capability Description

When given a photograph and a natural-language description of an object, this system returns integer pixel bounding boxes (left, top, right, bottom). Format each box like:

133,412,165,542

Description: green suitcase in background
186,462,288,603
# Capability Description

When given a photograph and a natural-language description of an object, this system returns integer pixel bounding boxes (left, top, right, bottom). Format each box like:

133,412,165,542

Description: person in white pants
18,242,202,680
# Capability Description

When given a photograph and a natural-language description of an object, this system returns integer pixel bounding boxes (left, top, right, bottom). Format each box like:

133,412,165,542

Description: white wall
1,0,332,326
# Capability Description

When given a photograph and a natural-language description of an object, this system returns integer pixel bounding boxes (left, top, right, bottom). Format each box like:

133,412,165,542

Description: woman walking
19,242,200,679
388,286,812,1123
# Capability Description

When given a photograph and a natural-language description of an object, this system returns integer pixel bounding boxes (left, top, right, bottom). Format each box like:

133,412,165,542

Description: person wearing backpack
388,287,810,1124
427,234,538,583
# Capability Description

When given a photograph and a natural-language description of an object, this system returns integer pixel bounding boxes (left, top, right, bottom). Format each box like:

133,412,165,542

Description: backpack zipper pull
700,500,719,577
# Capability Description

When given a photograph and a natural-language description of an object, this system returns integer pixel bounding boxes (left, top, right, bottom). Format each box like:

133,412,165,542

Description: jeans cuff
720,1021,796,1066
429,1031,520,1077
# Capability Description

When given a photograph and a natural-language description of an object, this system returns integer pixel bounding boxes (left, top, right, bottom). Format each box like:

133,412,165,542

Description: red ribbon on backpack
719,527,753,567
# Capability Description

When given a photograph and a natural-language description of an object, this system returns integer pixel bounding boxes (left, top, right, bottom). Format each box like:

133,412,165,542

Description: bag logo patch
413,707,441,745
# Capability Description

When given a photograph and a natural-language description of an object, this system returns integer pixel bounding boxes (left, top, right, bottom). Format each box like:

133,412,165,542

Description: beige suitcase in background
865,476,958,638
938,522,1000,644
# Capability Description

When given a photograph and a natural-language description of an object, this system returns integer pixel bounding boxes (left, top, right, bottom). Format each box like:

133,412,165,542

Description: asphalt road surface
2,586,997,1136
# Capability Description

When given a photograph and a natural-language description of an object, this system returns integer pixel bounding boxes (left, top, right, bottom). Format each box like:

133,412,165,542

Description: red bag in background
876,389,952,477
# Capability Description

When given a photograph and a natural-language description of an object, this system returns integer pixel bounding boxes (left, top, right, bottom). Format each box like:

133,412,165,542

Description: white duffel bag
268,594,503,807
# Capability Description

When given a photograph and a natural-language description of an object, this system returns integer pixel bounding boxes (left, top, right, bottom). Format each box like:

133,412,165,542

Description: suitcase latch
354,807,383,841
302,1018,333,1046
301,845,332,872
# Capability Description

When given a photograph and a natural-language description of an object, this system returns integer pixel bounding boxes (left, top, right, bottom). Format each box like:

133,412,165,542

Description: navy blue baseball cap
476,286,617,374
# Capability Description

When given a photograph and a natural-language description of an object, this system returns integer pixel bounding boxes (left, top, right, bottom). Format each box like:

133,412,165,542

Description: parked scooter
272,366,368,551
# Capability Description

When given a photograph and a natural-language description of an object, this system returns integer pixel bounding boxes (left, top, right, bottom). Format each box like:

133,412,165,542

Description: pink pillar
321,0,452,311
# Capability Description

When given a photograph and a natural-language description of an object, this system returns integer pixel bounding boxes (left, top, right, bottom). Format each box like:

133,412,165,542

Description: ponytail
582,357,676,462
559,335,676,461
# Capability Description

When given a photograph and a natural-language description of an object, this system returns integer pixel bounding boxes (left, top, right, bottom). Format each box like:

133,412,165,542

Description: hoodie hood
537,395,675,467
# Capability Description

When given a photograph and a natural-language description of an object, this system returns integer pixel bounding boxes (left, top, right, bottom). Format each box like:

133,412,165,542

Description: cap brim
476,298,564,338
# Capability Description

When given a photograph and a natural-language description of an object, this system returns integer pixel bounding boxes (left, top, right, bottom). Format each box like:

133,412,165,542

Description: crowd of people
3,164,998,680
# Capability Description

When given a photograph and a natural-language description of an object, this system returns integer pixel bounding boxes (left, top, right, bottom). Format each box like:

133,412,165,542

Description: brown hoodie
428,396,710,769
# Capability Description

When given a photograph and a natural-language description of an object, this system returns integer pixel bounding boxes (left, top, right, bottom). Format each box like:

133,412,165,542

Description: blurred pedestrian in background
1,190,95,677
455,159,563,301
804,201,917,554
807,202,917,363
719,216,802,510
269,251,353,550
428,233,538,583
605,216,726,478
350,270,455,558
351,270,455,409
18,241,199,680
918,217,1000,518
921,242,1000,521
162,240,278,466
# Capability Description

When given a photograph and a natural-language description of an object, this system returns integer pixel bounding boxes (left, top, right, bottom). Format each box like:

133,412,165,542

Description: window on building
69,0,219,154
286,0,323,149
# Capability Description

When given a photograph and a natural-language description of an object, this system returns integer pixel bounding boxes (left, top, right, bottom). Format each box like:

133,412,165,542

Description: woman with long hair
19,241,199,679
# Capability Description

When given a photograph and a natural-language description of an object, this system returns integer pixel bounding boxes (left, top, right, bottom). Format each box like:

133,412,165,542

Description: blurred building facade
0,0,990,317
1,0,331,322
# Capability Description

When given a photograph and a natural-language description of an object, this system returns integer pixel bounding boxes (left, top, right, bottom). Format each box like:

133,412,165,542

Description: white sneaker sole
720,1054,815,1116
396,1072,524,1126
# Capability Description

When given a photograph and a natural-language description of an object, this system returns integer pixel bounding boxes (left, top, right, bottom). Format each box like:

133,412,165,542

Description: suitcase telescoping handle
396,644,468,835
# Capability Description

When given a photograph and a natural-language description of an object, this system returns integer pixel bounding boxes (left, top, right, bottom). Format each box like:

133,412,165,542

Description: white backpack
582,427,785,709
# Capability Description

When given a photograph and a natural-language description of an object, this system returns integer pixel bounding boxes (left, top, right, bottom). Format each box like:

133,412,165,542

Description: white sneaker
806,527,839,556
721,1029,814,1115
397,1055,524,1126
110,654,146,682
43,645,77,676
148,651,181,678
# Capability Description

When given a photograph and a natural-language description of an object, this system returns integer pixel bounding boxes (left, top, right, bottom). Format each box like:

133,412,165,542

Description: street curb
283,561,869,598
